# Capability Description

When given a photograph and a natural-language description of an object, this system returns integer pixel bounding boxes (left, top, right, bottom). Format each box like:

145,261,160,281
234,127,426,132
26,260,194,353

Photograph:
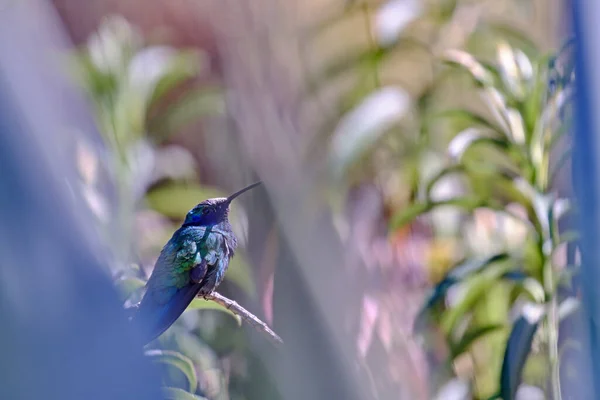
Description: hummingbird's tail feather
134,283,202,345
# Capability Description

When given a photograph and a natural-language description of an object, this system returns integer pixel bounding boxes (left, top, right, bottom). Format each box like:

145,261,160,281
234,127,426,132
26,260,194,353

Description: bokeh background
0,0,579,399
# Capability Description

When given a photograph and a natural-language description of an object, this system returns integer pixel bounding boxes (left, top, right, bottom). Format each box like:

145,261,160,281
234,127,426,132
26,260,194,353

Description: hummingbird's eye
202,208,211,215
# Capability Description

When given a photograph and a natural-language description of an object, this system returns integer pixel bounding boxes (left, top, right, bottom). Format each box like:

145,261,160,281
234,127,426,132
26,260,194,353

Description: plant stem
548,291,562,400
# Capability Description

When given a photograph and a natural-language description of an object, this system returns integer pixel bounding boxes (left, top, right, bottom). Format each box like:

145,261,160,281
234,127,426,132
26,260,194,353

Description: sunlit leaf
505,108,526,145
496,42,526,100
162,387,208,400
390,197,486,230
86,15,142,75
150,87,224,142
442,49,495,87
329,86,410,176
436,109,505,136
145,350,198,393
374,0,423,47
173,328,221,370
424,164,466,197
519,178,554,235
447,128,510,162
480,87,511,139
514,276,545,303
440,261,515,335
499,303,545,400
129,46,179,103
147,50,207,107
114,276,146,300
485,23,540,59
558,297,580,322
434,378,471,400
450,324,504,359
422,253,510,311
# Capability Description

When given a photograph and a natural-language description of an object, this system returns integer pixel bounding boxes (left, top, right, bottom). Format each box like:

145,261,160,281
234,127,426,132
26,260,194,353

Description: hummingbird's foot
197,285,215,298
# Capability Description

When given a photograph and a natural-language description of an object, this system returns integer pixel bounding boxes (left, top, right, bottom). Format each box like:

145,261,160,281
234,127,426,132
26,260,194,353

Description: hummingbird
132,181,262,344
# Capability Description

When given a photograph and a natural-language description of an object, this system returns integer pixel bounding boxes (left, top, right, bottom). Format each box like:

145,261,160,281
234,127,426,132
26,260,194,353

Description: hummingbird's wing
135,229,208,344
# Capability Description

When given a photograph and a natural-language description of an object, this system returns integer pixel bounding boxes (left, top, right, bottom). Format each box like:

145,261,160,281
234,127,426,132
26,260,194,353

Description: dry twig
200,292,283,346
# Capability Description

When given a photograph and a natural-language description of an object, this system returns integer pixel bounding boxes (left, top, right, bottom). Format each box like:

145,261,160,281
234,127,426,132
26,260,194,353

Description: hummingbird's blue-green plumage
133,182,261,344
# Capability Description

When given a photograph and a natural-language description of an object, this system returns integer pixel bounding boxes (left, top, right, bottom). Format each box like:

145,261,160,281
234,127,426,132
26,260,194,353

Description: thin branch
200,292,283,346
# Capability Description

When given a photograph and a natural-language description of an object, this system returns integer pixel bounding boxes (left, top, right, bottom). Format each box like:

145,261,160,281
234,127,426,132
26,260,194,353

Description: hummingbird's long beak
226,181,262,204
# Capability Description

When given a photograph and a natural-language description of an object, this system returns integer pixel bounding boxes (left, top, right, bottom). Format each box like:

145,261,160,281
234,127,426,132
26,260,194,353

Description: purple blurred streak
205,2,431,398
0,1,162,399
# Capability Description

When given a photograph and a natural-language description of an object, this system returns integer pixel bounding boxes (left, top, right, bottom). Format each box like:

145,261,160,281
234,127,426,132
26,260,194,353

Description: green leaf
187,298,242,325
329,87,411,177
415,254,516,335
480,87,512,141
145,350,198,393
558,297,580,322
114,276,146,300
450,324,504,359
148,50,206,106
500,304,545,400
389,197,485,230
442,49,495,87
146,183,227,219
303,36,427,97
436,109,506,136
305,47,383,97
530,86,573,167
510,178,549,236
424,164,466,197
422,253,510,311
150,87,224,142
440,261,515,335
447,128,510,162
485,23,540,59
496,42,530,101
162,387,208,400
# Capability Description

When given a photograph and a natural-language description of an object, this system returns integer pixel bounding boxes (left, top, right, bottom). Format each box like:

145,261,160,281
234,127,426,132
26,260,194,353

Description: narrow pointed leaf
147,50,206,107
425,253,511,309
448,128,510,162
500,304,545,400
329,87,410,176
450,324,504,359
145,350,198,393
115,276,146,299
436,109,506,136
442,49,495,87
390,197,485,230
162,387,208,400
414,254,511,334
558,297,580,321
496,42,526,100
150,88,224,142
440,262,514,334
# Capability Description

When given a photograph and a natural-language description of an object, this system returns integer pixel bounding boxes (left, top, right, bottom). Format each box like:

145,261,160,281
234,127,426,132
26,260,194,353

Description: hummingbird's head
182,181,262,227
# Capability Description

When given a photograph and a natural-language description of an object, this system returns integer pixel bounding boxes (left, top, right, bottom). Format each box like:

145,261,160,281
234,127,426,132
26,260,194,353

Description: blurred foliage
63,1,569,398
304,0,572,399
71,15,264,399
